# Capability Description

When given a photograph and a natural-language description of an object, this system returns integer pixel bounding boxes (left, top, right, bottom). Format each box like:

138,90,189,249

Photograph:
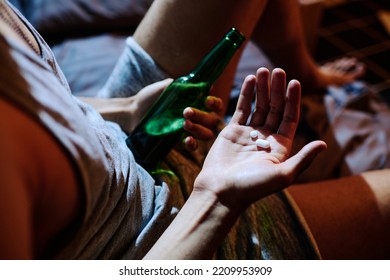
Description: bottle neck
189,30,244,85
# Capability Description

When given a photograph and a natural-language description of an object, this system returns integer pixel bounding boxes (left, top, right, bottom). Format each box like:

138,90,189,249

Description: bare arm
144,68,327,259
81,79,224,148
79,79,172,134
0,99,80,259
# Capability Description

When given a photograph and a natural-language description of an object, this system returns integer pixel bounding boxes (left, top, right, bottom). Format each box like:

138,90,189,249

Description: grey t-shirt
0,1,174,259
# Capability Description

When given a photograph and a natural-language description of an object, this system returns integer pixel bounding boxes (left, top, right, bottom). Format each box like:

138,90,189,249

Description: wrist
80,97,137,133
145,186,240,259
178,188,241,257
192,177,245,221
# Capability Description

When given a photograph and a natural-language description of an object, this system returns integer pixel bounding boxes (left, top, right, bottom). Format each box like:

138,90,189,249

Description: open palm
195,68,326,209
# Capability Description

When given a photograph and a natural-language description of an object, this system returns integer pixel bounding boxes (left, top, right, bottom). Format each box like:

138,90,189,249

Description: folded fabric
294,82,390,182
325,82,390,174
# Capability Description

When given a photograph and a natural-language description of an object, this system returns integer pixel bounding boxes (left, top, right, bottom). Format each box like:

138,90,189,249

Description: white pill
250,130,259,138
256,139,270,149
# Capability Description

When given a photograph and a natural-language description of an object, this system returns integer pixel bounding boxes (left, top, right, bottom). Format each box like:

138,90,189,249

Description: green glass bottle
126,28,245,170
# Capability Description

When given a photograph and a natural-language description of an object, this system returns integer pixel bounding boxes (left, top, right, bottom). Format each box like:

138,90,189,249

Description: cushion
9,0,153,36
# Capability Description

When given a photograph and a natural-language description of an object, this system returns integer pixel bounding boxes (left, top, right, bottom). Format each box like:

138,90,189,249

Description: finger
277,79,301,139
249,68,270,127
230,75,257,125
183,107,221,129
282,140,327,183
183,136,198,151
264,68,286,132
205,96,224,116
183,119,215,141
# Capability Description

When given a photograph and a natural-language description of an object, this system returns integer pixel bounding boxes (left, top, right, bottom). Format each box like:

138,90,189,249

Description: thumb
283,140,327,181
137,78,173,108
138,78,173,99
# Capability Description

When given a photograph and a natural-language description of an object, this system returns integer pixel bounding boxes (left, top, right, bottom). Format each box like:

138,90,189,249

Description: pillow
8,0,24,12
9,0,153,36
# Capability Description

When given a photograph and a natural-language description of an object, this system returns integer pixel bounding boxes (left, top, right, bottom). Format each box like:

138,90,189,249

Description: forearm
79,97,138,133
144,189,240,259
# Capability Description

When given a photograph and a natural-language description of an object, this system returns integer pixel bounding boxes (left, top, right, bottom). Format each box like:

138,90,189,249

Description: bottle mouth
225,27,246,48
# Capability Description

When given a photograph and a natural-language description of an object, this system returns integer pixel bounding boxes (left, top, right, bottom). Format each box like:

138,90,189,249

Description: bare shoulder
0,98,81,258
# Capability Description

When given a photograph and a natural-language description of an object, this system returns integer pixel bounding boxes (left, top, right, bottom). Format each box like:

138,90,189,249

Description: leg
288,169,390,259
251,0,364,91
133,0,269,115
132,0,364,115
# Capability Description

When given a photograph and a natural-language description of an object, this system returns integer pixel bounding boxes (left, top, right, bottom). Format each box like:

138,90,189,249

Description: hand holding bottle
128,79,224,148
81,78,223,151
135,80,224,151
126,28,245,170
182,95,224,151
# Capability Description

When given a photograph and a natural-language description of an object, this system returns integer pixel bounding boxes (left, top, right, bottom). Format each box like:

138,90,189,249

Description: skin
144,68,327,259
134,0,364,116
289,170,390,260
2,0,385,260
0,98,80,259
0,66,327,259
0,2,224,258
80,79,224,150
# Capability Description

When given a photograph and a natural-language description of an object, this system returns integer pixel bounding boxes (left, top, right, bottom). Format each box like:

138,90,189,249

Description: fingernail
205,97,215,106
183,107,193,117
